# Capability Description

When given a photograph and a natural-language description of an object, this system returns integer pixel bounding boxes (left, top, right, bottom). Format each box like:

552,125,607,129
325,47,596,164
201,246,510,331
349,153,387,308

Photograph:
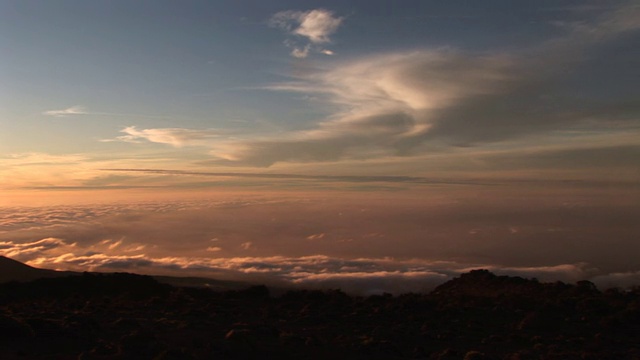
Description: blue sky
0,1,639,293
3,0,637,169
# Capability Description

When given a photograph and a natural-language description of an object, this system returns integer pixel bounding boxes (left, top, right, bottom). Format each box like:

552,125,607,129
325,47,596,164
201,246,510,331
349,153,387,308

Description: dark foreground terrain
1,269,639,359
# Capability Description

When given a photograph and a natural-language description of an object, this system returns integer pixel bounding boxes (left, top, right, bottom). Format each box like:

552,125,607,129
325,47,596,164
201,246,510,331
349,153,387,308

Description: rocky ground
1,270,639,359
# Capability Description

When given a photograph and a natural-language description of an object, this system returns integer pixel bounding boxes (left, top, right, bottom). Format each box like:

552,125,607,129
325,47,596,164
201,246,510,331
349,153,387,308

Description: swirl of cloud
215,2,640,167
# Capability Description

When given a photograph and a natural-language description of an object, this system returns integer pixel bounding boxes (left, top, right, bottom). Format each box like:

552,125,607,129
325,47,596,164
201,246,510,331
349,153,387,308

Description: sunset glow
1,1,639,294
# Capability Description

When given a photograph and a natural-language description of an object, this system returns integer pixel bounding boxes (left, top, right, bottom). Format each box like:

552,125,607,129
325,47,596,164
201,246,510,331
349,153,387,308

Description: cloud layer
1,190,639,294
0,237,627,295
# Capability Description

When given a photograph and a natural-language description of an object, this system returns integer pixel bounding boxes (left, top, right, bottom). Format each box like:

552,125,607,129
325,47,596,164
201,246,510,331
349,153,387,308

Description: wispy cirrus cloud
102,126,221,147
43,106,168,120
269,9,343,58
42,105,88,117
219,2,640,166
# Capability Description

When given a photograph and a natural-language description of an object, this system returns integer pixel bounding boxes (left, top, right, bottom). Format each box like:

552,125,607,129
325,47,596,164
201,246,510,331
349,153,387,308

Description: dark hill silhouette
431,269,549,297
0,256,251,291
0,256,75,283
0,271,173,303
151,274,251,291
431,269,601,301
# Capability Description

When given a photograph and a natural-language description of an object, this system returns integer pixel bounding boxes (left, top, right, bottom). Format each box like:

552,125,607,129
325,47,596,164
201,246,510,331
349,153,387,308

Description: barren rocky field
1,269,639,359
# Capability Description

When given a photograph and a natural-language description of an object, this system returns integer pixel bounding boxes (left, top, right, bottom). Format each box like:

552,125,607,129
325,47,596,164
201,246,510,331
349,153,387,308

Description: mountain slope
0,256,251,291
0,256,69,283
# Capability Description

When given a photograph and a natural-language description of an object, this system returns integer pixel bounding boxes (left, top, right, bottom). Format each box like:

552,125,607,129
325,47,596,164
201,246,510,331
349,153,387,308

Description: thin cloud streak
43,106,168,119
101,168,494,185
42,106,87,117
99,167,639,189
102,126,222,147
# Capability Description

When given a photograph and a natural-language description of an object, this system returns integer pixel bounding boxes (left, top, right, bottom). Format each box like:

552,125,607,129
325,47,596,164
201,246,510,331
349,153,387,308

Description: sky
1,0,639,294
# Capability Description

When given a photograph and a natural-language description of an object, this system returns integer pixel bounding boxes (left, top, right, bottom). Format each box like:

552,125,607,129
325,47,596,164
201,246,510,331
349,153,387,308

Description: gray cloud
591,270,640,290
485,144,640,170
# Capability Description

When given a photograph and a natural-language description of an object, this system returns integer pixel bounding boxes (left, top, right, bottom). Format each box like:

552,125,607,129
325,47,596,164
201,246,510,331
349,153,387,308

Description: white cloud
291,44,311,58
108,239,123,250
42,105,87,117
292,9,343,44
270,9,343,58
103,126,221,147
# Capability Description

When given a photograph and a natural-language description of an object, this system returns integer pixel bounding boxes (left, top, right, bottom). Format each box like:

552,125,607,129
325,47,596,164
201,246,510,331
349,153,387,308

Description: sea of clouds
1,191,639,295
